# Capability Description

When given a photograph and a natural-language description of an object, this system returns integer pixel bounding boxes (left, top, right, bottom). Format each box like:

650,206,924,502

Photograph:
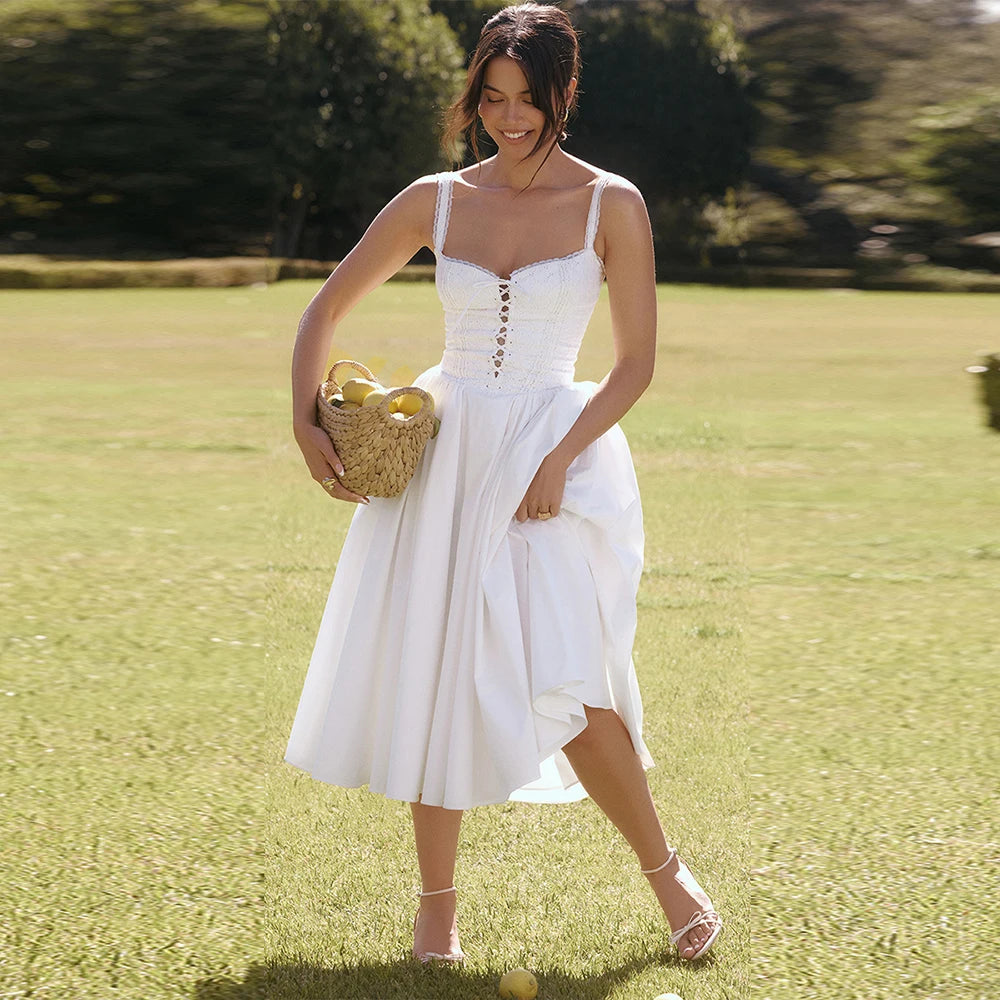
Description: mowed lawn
1,280,996,1000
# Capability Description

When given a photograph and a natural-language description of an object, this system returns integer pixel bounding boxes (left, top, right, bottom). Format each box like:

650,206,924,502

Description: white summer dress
284,170,654,810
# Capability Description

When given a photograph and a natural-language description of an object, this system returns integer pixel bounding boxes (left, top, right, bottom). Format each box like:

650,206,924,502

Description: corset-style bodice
433,172,611,393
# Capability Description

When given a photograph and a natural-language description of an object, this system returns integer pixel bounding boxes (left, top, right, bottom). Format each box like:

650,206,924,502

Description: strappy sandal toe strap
668,909,723,960
641,849,723,961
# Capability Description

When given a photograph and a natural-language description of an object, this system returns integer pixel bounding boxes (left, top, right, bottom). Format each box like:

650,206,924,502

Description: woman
285,2,722,965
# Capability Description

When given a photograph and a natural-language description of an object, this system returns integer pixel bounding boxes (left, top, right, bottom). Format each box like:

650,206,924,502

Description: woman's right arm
292,176,438,503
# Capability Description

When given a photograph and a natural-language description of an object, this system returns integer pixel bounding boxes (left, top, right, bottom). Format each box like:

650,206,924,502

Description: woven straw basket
315,360,435,498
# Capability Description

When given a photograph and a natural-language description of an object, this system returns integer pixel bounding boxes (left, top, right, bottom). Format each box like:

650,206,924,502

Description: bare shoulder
391,172,440,218
403,173,442,201
587,172,653,276
368,173,441,247
598,172,649,223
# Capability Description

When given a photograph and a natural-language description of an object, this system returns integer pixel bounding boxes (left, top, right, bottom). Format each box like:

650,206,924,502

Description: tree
566,0,759,263
429,0,499,62
0,0,271,257
266,0,465,259
736,0,1000,264
911,90,1000,230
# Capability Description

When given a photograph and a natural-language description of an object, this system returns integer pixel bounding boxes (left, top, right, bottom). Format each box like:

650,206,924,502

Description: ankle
640,847,677,876
419,885,457,898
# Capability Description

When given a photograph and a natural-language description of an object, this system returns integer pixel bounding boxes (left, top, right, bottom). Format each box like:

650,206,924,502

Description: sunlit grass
2,281,996,998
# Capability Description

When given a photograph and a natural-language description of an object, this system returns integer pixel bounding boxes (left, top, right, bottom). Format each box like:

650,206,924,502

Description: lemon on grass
498,968,538,999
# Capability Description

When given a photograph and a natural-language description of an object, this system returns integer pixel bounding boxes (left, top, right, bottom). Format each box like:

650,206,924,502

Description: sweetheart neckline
437,246,604,282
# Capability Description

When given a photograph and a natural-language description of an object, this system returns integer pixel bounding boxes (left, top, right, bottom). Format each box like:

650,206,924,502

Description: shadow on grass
195,950,701,1000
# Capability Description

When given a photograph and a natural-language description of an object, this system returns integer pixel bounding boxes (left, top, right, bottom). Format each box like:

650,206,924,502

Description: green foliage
429,0,499,61
266,0,465,259
0,0,271,256
566,0,759,264
910,90,1000,229
0,0,758,263
745,0,887,156
740,0,1000,263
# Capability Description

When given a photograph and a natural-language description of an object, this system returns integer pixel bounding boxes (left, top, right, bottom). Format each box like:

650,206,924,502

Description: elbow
625,356,655,394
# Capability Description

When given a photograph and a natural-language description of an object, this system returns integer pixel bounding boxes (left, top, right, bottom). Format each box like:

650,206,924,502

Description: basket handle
322,359,379,394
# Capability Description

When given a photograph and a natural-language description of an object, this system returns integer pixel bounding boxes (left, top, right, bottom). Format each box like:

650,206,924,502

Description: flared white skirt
284,364,654,810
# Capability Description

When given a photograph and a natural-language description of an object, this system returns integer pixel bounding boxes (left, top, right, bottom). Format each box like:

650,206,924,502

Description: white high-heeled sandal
412,885,465,965
641,848,723,961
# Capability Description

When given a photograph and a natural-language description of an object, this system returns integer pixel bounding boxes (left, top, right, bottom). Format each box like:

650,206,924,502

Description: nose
500,104,521,125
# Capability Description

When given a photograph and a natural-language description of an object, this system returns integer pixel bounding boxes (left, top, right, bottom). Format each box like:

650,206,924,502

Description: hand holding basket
315,360,437,498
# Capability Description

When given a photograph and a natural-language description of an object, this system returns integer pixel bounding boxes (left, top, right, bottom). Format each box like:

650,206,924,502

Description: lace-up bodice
433,172,611,393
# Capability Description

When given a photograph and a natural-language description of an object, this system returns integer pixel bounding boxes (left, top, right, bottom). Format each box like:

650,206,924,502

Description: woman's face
478,56,548,152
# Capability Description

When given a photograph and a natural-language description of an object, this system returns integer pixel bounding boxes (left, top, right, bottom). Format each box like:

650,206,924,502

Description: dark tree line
0,0,756,264
1,0,998,270
0,0,272,257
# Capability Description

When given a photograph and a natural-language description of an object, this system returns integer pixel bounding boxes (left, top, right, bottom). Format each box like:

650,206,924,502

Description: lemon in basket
362,389,388,407
389,392,431,417
342,378,382,404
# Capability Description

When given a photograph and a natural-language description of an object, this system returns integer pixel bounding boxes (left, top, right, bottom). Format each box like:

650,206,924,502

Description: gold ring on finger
537,510,553,520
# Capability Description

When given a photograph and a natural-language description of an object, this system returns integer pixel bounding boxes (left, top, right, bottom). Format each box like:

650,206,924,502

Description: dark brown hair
442,2,581,166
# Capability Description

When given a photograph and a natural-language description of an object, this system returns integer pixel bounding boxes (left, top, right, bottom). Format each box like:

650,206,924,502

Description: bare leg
410,800,464,959
561,706,720,959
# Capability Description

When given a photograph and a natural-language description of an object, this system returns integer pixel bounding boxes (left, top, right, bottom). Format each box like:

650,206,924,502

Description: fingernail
335,464,345,476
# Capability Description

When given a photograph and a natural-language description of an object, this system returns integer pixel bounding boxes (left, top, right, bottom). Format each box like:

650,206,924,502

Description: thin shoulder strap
432,172,455,253
584,173,612,250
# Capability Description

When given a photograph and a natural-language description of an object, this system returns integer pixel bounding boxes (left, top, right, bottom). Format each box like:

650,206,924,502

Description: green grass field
1,282,996,999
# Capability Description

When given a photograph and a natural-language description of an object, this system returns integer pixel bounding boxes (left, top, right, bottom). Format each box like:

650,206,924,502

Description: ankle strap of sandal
419,885,457,897
640,848,678,875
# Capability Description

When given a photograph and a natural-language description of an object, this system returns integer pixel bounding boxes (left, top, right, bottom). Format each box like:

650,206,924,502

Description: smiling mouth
501,130,529,140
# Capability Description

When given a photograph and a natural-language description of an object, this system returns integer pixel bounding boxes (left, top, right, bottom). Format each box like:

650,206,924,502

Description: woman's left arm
515,179,656,522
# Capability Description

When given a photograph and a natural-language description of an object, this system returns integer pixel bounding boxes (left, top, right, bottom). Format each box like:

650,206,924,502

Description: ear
565,76,578,108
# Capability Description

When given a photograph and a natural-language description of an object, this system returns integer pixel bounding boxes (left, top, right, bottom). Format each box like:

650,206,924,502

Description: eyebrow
483,84,532,95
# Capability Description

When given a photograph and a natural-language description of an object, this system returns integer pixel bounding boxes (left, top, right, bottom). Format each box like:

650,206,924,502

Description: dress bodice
432,171,611,393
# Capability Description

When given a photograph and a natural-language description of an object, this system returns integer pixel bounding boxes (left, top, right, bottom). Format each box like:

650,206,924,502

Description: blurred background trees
267,0,463,259
739,0,1000,270
0,0,271,258
2,0,999,273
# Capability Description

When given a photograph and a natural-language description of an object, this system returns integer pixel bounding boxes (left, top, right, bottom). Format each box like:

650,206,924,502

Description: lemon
362,389,388,407
327,392,345,406
341,378,381,404
394,392,426,417
498,968,537,1000
339,401,362,411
